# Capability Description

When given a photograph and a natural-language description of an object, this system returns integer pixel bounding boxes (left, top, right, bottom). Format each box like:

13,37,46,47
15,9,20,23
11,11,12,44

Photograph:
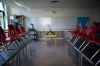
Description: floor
8,39,75,66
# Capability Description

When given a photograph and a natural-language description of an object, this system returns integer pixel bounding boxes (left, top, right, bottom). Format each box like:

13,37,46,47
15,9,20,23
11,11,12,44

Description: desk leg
45,37,47,46
54,37,56,47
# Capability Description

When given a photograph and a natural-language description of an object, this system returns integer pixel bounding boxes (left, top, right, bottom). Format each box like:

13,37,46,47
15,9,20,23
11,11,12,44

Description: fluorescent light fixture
15,2,23,7
10,16,14,19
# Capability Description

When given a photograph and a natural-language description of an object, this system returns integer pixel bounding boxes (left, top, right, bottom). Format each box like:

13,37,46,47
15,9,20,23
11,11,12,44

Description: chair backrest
20,26,25,33
80,26,87,34
15,26,21,34
74,25,79,32
8,25,16,36
96,26,100,33
86,26,99,39
0,26,6,40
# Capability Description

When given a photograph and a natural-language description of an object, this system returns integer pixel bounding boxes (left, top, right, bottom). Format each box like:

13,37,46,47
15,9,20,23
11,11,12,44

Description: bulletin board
77,17,90,26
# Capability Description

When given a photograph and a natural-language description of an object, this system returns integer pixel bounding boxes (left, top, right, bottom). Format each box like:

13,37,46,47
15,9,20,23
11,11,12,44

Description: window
0,2,3,11
0,2,7,29
0,12,4,28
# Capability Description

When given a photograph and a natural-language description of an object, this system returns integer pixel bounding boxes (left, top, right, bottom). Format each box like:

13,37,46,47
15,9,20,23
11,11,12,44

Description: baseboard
38,38,65,40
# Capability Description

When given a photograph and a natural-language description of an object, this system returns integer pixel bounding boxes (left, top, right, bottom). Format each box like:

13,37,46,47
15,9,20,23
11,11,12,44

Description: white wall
24,8,94,31
8,7,94,17
7,5,98,31
93,8,100,22
85,8,100,26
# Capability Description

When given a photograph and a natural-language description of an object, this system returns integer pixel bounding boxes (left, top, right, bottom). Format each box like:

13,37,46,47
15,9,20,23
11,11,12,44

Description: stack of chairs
0,24,32,66
66,25,100,66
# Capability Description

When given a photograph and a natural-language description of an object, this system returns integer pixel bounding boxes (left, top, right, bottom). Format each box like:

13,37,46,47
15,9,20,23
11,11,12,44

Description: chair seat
0,37,17,43
87,39,100,44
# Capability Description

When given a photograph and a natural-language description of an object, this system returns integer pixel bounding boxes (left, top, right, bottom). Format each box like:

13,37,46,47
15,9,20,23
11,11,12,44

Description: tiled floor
8,39,75,66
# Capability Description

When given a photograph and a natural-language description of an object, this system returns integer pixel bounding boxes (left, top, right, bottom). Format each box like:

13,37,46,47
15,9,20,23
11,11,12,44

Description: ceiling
1,0,100,9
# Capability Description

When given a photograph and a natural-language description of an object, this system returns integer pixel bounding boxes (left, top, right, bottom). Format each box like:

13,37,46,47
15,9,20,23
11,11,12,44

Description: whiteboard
25,17,77,31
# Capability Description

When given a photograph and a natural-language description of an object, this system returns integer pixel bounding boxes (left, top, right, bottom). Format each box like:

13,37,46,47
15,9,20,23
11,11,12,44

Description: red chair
8,25,19,38
75,26,87,35
19,26,29,36
80,26,98,40
19,26,31,40
20,26,28,34
8,25,25,38
0,26,18,56
15,26,25,37
8,25,26,48
70,26,87,44
69,25,79,33
85,26,99,40
73,26,99,50
66,25,79,41
15,26,28,41
14,25,32,47
0,26,17,43
78,26,100,51
80,38,100,64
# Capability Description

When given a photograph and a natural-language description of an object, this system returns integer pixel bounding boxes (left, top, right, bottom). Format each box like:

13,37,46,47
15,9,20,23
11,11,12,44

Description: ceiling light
52,10,57,14
15,2,23,7
51,0,59,3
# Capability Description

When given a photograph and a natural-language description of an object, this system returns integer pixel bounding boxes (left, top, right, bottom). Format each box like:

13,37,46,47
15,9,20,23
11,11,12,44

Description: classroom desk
45,34,56,46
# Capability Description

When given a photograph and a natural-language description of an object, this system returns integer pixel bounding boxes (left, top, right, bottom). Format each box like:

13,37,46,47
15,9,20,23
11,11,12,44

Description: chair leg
73,37,80,45
79,41,86,50
81,41,90,52
90,49,100,60
95,60,100,66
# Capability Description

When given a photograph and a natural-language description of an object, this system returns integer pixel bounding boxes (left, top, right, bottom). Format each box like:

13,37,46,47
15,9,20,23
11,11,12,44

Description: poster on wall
77,17,90,27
